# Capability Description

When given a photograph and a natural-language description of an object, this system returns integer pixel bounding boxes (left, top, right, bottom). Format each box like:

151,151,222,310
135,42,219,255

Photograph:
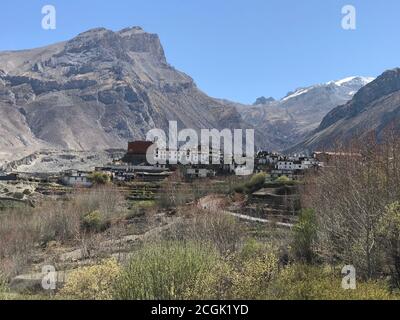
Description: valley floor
1,169,398,300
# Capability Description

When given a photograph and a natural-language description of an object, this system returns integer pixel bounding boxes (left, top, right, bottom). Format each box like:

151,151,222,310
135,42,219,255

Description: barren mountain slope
291,69,400,153
0,27,248,162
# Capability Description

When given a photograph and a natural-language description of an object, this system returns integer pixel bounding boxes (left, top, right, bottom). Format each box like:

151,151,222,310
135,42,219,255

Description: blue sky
0,0,399,104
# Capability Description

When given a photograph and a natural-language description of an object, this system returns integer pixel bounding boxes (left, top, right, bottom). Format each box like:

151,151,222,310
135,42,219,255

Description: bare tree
303,130,400,280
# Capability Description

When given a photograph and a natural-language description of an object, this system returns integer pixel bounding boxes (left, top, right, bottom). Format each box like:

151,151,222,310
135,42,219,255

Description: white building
153,147,221,165
61,170,92,187
185,168,216,178
276,159,315,171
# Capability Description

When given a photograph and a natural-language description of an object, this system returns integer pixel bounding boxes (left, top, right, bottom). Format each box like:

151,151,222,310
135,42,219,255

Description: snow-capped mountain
238,76,374,150
0,24,377,159
328,76,375,87
291,69,400,153
282,76,374,102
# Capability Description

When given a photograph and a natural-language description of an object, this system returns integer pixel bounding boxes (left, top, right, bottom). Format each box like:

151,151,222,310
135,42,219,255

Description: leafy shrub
245,172,266,192
238,238,268,261
185,259,234,300
114,241,220,300
233,183,245,194
292,209,317,263
269,264,396,300
88,172,110,185
276,175,291,183
234,172,266,194
13,192,24,200
183,240,280,300
81,210,110,233
232,245,279,299
59,259,121,300
126,201,155,219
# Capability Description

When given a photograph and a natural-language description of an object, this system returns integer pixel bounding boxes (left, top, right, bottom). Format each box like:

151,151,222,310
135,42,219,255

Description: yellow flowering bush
59,259,121,300
269,264,397,300
183,260,234,300
232,250,279,299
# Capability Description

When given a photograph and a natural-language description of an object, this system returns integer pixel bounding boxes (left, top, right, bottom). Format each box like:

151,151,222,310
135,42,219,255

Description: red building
122,141,154,165
127,141,154,155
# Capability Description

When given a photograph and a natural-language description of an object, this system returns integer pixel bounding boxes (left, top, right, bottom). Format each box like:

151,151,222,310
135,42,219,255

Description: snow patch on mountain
329,76,375,86
281,76,375,102
281,88,311,101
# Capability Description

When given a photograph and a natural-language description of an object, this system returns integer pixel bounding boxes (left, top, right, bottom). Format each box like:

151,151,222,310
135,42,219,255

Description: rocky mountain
0,26,382,162
0,27,246,163
291,69,400,153
253,96,275,106
237,76,374,150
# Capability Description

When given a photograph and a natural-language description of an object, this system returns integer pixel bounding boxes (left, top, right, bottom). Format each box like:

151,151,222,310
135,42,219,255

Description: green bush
238,238,269,261
114,241,221,300
88,172,110,185
247,172,266,191
126,201,156,219
292,209,317,263
234,173,266,194
233,183,245,194
276,175,291,183
13,192,24,200
81,210,110,233
184,239,280,300
232,246,279,299
269,264,396,300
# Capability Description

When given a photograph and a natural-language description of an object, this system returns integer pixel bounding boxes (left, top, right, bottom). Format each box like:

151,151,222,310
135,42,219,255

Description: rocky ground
1,149,125,173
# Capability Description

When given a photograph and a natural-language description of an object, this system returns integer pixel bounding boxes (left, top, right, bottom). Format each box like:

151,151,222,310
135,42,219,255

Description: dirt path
198,195,293,229
223,210,293,228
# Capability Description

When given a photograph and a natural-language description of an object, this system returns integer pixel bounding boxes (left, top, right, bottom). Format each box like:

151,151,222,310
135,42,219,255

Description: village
0,140,323,196
0,140,328,294
1,139,393,300
0,140,329,232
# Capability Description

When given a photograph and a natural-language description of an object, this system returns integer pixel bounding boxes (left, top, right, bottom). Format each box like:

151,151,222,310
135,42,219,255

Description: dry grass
165,206,245,254
0,186,125,278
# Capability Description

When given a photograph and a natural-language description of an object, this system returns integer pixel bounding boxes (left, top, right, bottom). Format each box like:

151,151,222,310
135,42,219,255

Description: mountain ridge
0,26,382,163
290,68,400,153
0,26,250,164
237,76,374,150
